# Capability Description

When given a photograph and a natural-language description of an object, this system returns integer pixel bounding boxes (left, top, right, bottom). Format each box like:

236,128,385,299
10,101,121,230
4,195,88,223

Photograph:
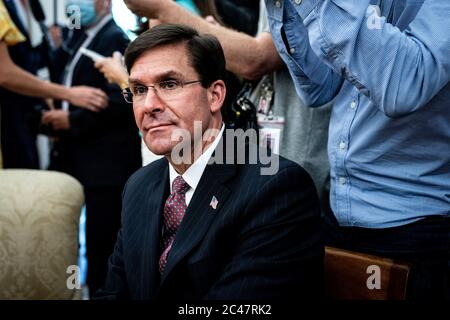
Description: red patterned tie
159,175,190,274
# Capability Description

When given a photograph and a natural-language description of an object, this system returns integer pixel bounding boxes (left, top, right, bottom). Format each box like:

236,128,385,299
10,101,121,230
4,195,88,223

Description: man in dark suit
96,24,323,300
42,0,141,296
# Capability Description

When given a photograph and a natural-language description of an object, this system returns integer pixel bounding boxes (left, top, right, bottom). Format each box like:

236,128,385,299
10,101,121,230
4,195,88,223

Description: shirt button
350,100,357,109
339,177,347,185
294,0,302,4
290,47,296,54
275,1,281,8
339,142,346,150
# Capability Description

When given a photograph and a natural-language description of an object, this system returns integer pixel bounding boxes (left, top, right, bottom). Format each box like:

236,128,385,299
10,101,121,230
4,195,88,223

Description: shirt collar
169,123,225,193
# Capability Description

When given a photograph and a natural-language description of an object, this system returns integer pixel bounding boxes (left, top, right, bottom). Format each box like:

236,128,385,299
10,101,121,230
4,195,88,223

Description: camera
227,82,258,131
231,96,258,130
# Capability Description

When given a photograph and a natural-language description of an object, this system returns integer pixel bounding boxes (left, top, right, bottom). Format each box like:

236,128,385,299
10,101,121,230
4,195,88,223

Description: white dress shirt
169,124,225,206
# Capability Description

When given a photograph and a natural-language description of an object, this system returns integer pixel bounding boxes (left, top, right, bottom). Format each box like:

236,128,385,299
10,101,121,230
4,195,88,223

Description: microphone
53,0,58,26
28,0,46,22
29,0,56,49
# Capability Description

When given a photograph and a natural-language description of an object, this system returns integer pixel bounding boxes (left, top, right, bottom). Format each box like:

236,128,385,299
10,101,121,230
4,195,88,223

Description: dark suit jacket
50,19,141,188
96,135,324,300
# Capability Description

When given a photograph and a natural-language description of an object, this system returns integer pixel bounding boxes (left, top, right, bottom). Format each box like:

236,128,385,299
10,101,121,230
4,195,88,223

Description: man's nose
142,88,165,114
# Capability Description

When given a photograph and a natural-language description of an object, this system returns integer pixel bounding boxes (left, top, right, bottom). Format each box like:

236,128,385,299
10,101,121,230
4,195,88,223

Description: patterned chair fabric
0,170,84,299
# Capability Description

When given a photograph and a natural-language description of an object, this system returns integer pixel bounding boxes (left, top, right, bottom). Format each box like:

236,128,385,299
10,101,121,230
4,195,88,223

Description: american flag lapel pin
210,196,218,210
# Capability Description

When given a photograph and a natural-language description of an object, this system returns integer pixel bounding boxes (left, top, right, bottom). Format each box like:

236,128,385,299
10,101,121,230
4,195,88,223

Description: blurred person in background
0,0,107,169
41,0,141,296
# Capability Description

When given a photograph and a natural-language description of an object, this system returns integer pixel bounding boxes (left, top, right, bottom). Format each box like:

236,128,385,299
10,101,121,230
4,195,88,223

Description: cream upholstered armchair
0,169,84,300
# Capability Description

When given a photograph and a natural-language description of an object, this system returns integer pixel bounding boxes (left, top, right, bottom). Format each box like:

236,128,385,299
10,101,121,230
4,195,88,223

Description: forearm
6,66,69,100
157,2,282,80
297,1,450,116
0,43,69,100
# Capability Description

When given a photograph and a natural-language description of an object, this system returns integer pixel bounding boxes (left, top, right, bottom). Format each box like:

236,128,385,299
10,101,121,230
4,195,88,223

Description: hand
123,0,169,18
67,86,108,112
42,110,70,130
95,52,129,89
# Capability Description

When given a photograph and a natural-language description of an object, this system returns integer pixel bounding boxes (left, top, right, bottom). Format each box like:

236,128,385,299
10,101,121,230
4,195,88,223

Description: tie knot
172,176,190,195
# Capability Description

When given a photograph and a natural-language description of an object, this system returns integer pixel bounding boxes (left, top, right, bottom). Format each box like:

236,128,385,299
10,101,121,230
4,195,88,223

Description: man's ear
208,80,226,114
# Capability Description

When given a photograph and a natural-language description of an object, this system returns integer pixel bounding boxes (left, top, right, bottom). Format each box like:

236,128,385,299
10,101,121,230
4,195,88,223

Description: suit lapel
70,20,113,86
141,161,169,299
160,138,236,285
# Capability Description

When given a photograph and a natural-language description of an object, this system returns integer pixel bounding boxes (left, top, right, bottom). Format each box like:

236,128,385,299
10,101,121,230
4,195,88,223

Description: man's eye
133,86,147,95
159,80,180,90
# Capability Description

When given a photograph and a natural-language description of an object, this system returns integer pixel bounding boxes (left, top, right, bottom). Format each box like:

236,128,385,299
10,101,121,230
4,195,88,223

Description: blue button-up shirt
265,0,450,228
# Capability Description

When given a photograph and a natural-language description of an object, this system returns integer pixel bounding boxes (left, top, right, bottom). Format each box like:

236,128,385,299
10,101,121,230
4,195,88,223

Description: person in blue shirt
264,0,450,299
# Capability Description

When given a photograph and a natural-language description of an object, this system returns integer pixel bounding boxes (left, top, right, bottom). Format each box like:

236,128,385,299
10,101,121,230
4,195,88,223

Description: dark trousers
0,104,39,169
324,212,450,300
84,186,124,297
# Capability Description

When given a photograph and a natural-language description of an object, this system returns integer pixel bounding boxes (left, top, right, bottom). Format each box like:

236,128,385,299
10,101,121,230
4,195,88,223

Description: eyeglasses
122,79,201,104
